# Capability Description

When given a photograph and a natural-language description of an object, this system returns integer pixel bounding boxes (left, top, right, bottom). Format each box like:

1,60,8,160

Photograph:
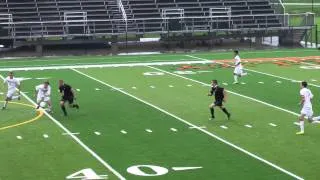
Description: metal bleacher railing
0,13,315,39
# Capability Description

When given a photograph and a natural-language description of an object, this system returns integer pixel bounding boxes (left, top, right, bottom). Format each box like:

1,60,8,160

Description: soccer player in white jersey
35,81,52,113
2,71,20,110
233,50,247,84
296,81,314,135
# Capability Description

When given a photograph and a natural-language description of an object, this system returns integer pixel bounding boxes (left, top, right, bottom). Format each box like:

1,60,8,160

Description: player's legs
218,105,231,120
209,103,215,119
296,114,305,135
2,90,15,109
233,67,241,84
60,100,68,116
68,97,79,109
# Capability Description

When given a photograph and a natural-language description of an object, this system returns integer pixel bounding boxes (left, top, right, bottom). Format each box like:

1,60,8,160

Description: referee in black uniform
59,80,79,116
208,80,231,120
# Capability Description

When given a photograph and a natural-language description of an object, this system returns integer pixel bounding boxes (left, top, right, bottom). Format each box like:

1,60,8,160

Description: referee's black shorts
214,100,223,107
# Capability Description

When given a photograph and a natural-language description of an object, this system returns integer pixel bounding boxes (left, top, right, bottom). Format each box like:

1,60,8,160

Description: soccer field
1,48,320,180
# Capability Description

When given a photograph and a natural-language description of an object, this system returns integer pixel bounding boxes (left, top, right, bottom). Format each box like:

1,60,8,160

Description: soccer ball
39,101,46,108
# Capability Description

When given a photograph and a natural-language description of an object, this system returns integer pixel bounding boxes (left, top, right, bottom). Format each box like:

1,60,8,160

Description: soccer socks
299,121,304,133
2,101,8,109
72,104,79,109
222,108,230,115
210,107,215,118
61,105,67,116
233,75,238,83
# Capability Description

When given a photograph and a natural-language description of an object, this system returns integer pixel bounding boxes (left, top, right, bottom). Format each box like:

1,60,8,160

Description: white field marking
150,86,156,89
189,126,206,129
245,124,253,128
172,167,203,171
220,125,228,129
16,136,22,140
35,77,50,80
71,68,304,180
222,83,228,86
0,92,3,95
186,55,320,88
43,134,49,138
311,79,317,82
95,88,101,91
258,82,264,84
276,81,282,84
121,130,127,134
283,3,320,5
62,132,80,135
169,85,174,88
269,123,277,127
132,86,137,89
76,89,81,92
198,70,213,73
294,122,300,126
240,82,246,85
147,65,301,118
94,131,101,136
146,129,153,133
187,84,192,87
0,60,212,72
0,75,125,180
170,128,178,132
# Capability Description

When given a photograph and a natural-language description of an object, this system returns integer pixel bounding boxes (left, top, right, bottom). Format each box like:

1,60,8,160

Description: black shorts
61,96,74,104
214,100,223,107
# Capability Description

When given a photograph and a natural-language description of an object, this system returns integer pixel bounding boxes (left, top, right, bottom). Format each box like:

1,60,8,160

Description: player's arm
223,89,227,102
59,86,64,97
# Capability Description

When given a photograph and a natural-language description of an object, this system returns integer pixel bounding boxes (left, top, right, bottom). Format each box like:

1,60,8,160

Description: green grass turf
3,69,293,179
76,65,320,180
0,84,117,179
1,49,320,179
0,48,318,69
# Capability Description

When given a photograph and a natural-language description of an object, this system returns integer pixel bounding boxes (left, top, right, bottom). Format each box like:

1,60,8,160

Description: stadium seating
0,0,283,38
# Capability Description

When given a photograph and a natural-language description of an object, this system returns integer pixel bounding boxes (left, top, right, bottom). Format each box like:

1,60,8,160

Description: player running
59,80,79,116
296,81,314,135
35,81,52,113
233,50,247,84
208,80,231,120
2,71,21,110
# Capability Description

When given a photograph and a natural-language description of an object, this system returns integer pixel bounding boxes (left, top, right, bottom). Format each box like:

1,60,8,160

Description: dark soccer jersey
59,84,73,97
210,86,224,101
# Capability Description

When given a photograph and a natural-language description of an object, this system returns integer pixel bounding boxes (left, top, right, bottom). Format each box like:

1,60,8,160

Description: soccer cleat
17,96,21,100
209,116,215,120
1,107,5,110
296,131,304,135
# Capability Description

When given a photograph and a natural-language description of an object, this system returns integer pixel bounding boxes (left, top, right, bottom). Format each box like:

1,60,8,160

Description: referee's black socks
222,108,230,116
210,107,215,118
61,105,67,116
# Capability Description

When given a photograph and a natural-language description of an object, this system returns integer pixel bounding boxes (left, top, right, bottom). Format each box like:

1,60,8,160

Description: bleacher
0,0,284,38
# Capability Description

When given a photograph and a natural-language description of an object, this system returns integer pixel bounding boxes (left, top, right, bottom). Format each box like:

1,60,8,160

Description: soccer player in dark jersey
208,80,231,120
59,80,79,116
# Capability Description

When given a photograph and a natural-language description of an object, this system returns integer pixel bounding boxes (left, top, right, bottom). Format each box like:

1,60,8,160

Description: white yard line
186,55,320,88
0,60,211,71
71,68,303,180
0,75,126,180
147,65,300,117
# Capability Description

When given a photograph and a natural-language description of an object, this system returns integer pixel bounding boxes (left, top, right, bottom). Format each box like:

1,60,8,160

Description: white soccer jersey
234,55,241,66
300,88,313,109
4,76,20,90
36,84,51,97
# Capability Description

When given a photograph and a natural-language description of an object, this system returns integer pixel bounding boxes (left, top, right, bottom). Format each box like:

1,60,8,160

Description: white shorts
301,107,313,118
6,89,16,99
234,66,243,75
37,96,50,104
